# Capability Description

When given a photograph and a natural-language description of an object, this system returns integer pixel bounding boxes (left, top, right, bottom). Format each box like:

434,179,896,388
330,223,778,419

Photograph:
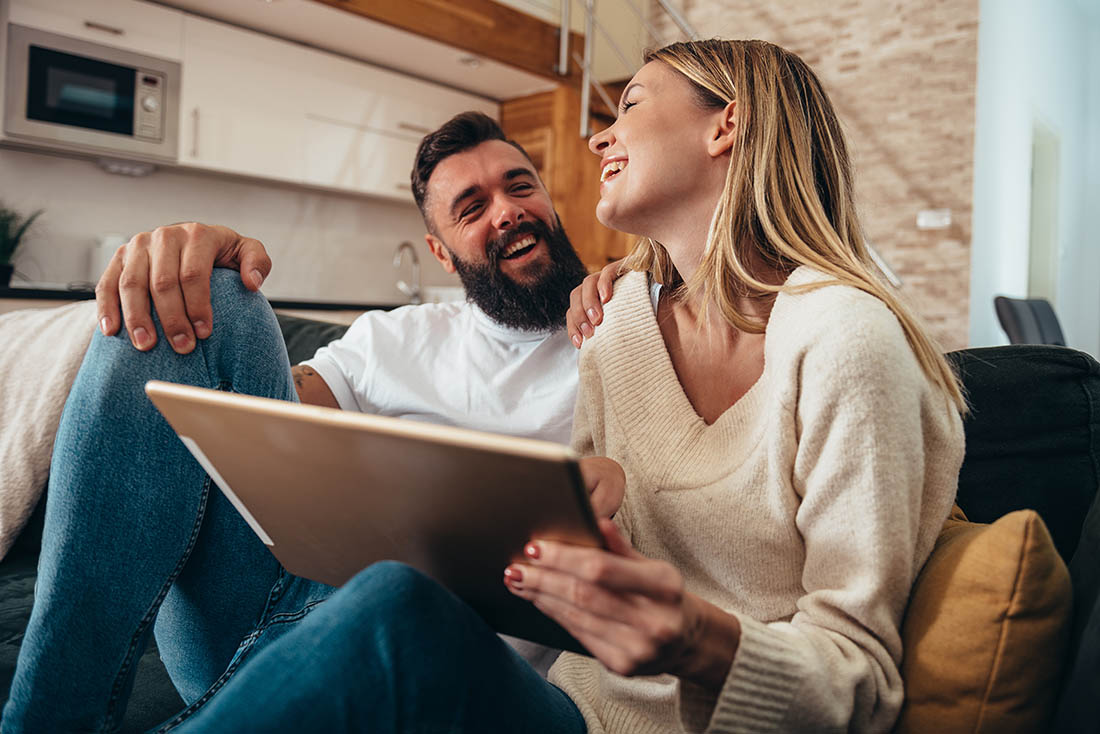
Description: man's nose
491,199,526,230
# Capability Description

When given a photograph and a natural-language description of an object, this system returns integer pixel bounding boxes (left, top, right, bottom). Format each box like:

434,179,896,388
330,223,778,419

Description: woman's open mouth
500,234,538,260
600,159,627,183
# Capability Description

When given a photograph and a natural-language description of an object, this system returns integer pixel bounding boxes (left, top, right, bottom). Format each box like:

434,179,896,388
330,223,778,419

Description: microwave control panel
134,71,166,141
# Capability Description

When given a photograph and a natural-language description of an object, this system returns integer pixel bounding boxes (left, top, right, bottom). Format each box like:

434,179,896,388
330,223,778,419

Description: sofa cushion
895,506,1072,733
947,346,1100,563
275,313,350,366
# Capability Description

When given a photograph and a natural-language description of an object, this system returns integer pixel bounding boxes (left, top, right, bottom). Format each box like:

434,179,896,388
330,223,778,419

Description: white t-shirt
302,301,579,445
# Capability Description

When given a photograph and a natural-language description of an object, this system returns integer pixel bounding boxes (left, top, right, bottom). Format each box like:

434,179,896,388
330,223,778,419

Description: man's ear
706,100,738,158
425,233,456,274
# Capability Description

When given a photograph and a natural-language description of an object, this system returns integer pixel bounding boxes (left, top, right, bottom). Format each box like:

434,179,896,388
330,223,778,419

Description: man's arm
291,364,339,408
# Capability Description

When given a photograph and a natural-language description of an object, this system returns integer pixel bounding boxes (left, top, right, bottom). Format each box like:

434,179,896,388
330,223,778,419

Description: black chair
994,296,1066,345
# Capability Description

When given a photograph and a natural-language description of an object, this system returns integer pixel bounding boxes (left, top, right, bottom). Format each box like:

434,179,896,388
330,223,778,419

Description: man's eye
460,204,482,219
512,183,533,193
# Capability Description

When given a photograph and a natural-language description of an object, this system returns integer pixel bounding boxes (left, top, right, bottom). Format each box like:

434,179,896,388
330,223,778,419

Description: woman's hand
504,520,741,690
566,259,626,348
579,456,625,519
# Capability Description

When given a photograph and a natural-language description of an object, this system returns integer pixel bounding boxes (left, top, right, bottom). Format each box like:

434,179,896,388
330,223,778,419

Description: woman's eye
619,100,637,113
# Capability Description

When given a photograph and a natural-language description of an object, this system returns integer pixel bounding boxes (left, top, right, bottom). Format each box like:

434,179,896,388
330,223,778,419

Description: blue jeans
170,562,586,734
1,270,333,733
1,270,584,733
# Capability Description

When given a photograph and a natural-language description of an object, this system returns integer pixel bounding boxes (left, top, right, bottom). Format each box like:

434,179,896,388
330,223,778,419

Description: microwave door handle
191,108,200,159
83,21,125,36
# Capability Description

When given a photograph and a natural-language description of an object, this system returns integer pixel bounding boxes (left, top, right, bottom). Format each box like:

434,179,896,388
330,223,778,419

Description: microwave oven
3,24,180,163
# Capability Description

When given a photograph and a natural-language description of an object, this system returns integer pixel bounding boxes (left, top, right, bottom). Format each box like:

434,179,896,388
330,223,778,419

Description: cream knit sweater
548,268,964,733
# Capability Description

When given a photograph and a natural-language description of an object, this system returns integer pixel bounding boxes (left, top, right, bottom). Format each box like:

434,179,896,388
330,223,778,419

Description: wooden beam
310,0,585,84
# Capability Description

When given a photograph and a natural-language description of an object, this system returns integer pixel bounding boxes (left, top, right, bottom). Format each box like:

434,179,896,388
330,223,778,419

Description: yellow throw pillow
895,506,1073,733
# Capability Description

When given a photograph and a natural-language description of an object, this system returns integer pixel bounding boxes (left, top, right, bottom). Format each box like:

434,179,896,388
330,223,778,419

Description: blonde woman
167,40,965,734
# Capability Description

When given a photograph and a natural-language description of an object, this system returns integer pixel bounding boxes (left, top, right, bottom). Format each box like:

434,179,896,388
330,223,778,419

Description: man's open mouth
500,234,537,260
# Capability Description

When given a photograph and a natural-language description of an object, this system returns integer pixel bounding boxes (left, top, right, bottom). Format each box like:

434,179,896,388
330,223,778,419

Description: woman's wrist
676,594,741,692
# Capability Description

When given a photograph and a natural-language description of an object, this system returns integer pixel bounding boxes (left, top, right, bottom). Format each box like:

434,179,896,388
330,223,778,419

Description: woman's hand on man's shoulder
566,259,626,349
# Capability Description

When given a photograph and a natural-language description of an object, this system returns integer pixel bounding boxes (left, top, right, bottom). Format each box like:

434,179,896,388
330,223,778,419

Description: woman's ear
706,100,738,158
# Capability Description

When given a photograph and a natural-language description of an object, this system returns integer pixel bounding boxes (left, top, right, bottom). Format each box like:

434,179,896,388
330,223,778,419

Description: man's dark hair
410,111,533,228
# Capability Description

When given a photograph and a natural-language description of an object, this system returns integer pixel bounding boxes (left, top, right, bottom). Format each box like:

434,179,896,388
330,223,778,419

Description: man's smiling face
425,139,558,283
424,139,588,331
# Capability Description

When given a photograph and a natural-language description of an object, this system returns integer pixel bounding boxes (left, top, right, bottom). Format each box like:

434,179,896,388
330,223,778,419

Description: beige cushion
0,301,97,560
895,506,1072,733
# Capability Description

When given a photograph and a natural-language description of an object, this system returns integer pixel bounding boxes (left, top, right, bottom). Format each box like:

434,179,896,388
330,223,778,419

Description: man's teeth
601,160,626,182
502,234,537,258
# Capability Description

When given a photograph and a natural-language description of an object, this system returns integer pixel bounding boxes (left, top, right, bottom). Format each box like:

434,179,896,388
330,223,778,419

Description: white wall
0,147,460,303
970,0,1100,356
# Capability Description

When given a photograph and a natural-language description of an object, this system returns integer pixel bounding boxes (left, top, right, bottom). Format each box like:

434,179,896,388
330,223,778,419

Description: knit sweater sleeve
707,290,962,733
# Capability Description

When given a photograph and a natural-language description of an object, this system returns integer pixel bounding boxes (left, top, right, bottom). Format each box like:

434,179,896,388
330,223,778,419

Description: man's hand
95,222,272,354
579,456,625,519
566,259,626,349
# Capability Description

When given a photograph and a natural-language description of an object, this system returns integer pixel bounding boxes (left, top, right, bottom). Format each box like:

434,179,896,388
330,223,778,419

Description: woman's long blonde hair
625,39,967,414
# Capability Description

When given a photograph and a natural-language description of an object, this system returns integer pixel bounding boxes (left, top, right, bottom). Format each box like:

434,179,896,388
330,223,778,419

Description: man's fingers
234,238,271,291
117,242,157,351
94,248,125,336
178,242,215,340
149,229,197,354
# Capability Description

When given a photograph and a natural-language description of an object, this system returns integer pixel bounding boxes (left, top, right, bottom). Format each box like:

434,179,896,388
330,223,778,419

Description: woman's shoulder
768,266,913,367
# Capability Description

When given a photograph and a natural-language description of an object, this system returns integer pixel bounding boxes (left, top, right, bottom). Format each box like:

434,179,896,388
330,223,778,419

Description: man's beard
449,217,588,332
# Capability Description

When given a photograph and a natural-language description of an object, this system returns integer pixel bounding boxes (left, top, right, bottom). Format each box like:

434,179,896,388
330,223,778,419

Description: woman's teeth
600,160,626,182
501,234,537,259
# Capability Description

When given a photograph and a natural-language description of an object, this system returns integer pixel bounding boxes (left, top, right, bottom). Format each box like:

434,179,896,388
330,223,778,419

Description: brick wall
651,1,979,349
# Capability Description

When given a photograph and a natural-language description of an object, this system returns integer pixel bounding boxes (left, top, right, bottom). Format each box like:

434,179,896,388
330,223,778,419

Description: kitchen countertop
0,284,400,312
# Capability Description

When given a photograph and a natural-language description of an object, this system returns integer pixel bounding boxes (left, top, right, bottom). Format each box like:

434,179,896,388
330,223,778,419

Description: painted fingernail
504,566,524,584
250,269,264,288
580,323,594,337
572,334,582,348
100,317,110,335
193,320,209,339
525,543,540,560
587,308,599,322
133,327,151,349
172,333,192,350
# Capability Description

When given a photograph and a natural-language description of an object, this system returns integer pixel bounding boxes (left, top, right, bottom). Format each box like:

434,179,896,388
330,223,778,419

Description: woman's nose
588,125,615,156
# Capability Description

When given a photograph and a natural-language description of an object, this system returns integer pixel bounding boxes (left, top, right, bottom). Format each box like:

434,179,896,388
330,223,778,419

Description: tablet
144,380,602,653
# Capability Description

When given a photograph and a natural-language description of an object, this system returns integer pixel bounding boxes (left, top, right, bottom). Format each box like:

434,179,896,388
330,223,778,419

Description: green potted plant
0,202,43,287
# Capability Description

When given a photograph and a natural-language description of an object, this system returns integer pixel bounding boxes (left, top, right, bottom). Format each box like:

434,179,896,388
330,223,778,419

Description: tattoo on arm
291,365,316,391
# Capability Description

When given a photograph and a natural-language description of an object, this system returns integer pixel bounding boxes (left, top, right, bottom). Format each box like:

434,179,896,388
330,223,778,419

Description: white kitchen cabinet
178,15,306,184
303,116,420,202
6,0,184,61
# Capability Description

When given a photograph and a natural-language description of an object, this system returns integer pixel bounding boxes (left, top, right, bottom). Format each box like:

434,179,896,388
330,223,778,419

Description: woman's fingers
579,458,625,519
597,259,625,303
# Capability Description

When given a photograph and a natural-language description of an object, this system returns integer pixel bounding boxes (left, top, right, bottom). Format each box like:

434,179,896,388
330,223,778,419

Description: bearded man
2,112,594,733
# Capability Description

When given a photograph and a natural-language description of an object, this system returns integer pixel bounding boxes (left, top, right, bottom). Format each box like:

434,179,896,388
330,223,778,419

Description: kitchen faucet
393,241,422,304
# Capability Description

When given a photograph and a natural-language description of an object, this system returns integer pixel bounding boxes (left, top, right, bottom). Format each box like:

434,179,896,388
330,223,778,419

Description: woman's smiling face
588,61,730,244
